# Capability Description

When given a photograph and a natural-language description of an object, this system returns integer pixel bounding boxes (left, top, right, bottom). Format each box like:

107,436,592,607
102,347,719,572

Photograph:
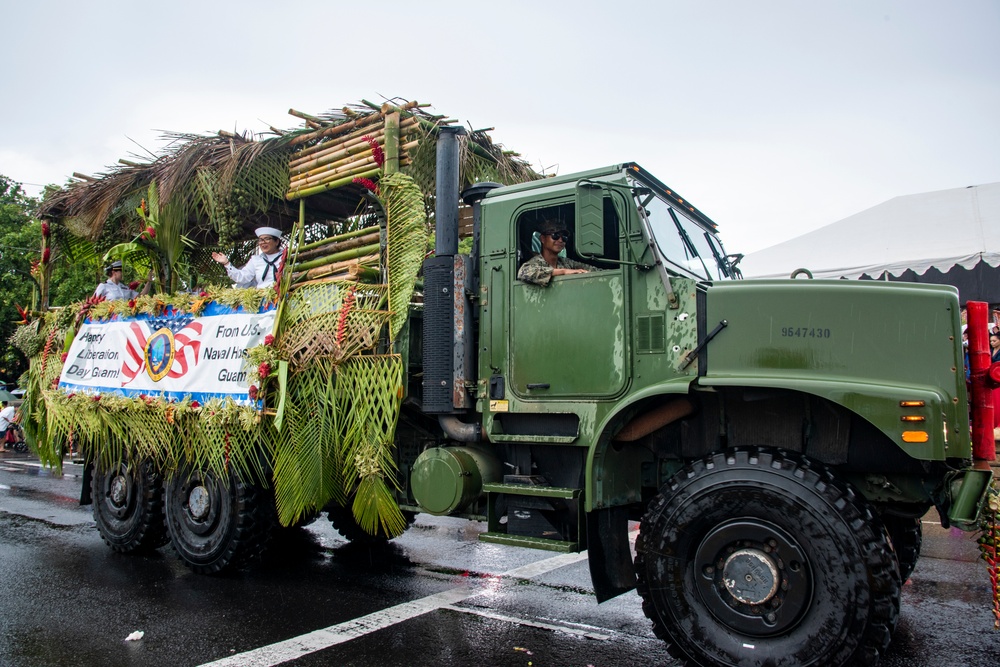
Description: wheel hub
109,474,128,508
695,519,811,636
722,548,780,605
187,485,211,521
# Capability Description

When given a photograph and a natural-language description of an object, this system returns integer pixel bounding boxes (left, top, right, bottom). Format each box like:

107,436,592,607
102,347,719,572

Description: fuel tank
410,446,502,515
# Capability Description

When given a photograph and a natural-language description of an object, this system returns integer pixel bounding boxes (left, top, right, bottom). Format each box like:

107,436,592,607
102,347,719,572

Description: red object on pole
967,301,996,461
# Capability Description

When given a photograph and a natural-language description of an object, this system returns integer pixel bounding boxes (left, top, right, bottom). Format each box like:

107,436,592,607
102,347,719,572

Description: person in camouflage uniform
517,220,593,286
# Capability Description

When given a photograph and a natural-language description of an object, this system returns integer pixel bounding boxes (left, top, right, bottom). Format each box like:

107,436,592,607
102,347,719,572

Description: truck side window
515,200,620,273
516,203,576,273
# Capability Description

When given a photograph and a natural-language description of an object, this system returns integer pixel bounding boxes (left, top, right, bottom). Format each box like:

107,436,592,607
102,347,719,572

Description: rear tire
92,461,168,553
327,504,416,545
635,448,900,667
164,465,271,574
881,514,922,582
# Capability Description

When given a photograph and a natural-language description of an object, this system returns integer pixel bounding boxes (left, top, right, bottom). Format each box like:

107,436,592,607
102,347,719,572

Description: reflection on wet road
0,455,998,666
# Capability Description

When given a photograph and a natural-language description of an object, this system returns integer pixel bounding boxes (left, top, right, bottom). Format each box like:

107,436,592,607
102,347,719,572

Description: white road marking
443,605,611,640
0,460,82,478
199,549,592,667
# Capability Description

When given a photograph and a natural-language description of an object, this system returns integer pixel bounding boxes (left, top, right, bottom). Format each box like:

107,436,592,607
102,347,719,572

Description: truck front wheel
164,465,271,574
92,461,168,553
635,448,900,667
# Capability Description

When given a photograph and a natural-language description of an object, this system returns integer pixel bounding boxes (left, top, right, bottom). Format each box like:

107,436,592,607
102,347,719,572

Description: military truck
35,126,993,667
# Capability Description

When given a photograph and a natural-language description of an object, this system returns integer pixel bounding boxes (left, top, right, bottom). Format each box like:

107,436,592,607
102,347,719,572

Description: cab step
480,482,584,553
479,532,579,552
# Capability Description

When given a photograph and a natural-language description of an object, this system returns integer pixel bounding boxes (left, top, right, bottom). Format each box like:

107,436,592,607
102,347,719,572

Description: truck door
509,203,628,399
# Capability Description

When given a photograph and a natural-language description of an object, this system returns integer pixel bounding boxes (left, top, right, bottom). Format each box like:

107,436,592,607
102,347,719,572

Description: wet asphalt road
0,453,998,667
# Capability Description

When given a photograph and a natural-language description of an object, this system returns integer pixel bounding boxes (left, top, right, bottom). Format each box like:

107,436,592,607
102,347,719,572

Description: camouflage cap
538,219,567,234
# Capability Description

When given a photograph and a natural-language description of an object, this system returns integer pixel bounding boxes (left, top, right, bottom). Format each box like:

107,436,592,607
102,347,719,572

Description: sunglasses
258,236,278,243
544,230,570,241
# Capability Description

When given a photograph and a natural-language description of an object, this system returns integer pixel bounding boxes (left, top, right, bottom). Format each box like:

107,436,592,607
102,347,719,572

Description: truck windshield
629,178,731,281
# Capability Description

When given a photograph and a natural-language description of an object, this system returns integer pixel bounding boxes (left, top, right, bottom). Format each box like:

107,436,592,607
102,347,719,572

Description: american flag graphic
121,314,203,385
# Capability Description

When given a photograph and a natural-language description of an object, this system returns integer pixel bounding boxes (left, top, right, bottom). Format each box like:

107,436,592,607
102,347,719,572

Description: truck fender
587,505,636,602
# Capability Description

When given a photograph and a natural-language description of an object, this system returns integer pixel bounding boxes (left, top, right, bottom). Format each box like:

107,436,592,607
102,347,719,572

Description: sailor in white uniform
93,260,152,301
212,226,285,288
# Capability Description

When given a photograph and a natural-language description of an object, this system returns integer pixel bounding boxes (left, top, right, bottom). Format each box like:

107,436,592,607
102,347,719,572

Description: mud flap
587,506,636,602
80,462,93,505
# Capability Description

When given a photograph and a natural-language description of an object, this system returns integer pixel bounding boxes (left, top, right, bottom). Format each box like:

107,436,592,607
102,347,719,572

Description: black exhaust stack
422,127,467,414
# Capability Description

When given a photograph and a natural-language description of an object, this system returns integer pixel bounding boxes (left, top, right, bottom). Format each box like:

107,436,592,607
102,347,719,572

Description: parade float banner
58,302,277,405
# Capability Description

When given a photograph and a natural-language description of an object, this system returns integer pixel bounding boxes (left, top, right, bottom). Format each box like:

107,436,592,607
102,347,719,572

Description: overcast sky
1,0,997,254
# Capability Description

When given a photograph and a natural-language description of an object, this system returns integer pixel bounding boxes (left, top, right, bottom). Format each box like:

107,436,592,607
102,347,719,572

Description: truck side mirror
575,181,605,258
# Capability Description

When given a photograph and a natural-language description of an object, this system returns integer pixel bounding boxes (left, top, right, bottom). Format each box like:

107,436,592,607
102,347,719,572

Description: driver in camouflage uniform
517,220,593,286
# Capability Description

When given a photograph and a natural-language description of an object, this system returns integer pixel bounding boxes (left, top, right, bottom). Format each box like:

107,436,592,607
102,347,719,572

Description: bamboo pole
348,264,381,281
288,110,385,148
290,131,384,176
292,243,380,272
291,254,379,283
291,136,419,184
290,151,379,187
289,116,420,174
289,140,420,190
286,167,381,200
384,111,400,175
290,126,386,170
294,232,379,262
288,109,324,123
287,101,423,148
289,160,377,191
294,226,379,253
288,108,324,129
289,115,419,169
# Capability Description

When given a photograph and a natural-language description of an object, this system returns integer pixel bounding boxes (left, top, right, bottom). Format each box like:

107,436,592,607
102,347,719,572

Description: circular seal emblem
145,327,176,382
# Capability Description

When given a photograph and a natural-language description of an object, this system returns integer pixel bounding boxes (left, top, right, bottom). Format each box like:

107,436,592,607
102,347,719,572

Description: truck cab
408,133,991,666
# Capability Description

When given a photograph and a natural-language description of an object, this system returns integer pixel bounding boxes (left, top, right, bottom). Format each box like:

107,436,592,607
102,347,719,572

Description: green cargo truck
37,126,993,667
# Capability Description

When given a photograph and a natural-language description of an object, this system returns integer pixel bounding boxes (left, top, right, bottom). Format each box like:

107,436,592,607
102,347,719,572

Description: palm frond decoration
335,355,406,536
381,172,427,341
270,361,342,526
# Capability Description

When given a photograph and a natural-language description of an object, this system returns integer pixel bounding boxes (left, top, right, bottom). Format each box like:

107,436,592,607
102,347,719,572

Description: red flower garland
335,286,357,346
362,135,385,167
352,177,380,195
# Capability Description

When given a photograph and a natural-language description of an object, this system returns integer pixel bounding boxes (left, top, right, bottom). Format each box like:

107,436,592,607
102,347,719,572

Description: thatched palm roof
39,99,541,247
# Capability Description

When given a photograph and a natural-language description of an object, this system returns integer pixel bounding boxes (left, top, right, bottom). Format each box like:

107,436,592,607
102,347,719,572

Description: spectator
0,401,15,453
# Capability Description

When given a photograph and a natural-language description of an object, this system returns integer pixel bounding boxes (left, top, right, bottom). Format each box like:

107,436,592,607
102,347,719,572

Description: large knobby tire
635,449,900,667
92,461,169,553
164,465,272,574
327,504,416,545
881,514,922,582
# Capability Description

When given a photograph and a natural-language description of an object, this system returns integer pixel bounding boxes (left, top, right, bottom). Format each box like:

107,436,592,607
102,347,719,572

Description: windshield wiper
705,232,731,279
669,208,713,279
633,194,680,309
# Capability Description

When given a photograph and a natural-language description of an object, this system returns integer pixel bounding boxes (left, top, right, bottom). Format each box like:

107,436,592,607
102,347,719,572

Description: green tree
0,175,95,387
0,176,40,386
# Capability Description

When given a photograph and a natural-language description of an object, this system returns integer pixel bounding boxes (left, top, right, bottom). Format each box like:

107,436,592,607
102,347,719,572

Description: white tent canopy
740,182,1000,281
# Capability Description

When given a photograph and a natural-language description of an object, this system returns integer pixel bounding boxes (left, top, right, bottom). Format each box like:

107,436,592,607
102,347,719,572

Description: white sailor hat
105,260,124,273
255,227,283,239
